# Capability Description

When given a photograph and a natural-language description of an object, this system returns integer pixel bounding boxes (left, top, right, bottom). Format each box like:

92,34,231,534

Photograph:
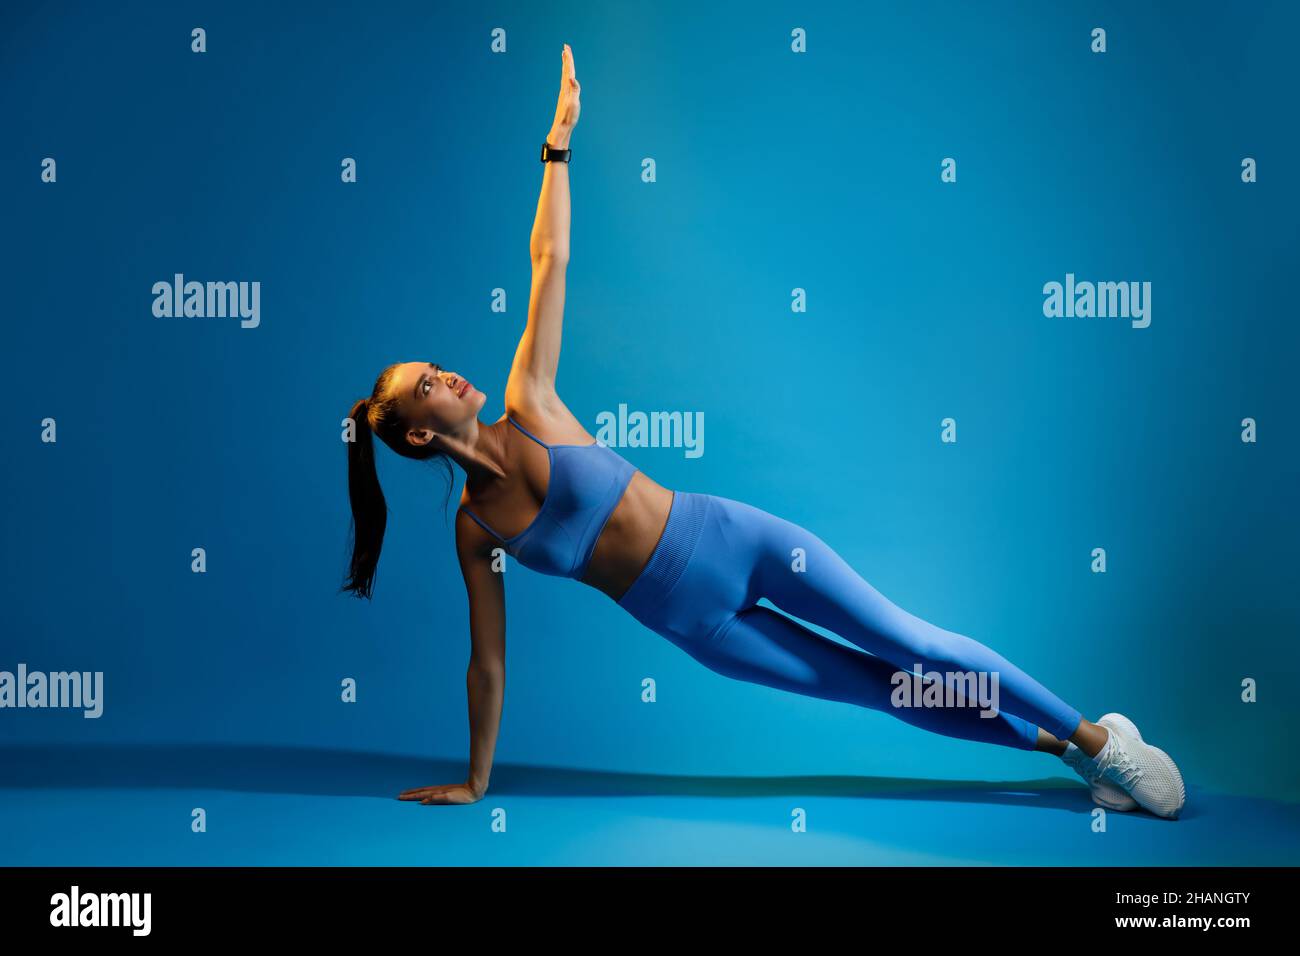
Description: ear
406,425,438,448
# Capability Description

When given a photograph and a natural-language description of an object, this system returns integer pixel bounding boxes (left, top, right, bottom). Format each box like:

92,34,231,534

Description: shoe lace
1108,742,1144,787
1076,757,1103,784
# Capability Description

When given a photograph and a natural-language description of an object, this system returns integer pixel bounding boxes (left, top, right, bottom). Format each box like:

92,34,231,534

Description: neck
440,417,510,488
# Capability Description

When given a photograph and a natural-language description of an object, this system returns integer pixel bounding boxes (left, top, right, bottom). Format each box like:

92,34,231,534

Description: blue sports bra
459,415,637,580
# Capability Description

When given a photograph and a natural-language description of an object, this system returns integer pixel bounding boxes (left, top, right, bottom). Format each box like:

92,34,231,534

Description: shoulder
503,391,593,445
504,371,562,422
454,513,505,602
454,505,498,561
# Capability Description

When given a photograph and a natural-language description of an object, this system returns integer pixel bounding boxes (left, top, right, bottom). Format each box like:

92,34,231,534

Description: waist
616,491,711,619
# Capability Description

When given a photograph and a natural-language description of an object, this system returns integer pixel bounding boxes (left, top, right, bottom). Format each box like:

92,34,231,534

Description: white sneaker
1062,713,1139,811
1093,713,1186,819
1095,713,1145,809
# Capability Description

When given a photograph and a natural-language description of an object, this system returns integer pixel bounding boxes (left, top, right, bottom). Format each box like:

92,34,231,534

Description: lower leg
1067,718,1109,757
1034,728,1068,756
1036,720,1109,759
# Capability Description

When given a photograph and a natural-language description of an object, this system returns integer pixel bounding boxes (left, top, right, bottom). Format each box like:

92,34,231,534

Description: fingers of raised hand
563,44,577,84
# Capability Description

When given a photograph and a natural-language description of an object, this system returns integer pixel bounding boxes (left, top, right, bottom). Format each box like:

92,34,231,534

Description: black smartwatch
540,142,571,163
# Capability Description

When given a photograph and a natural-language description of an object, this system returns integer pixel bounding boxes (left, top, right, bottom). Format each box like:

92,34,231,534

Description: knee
879,614,958,666
905,623,982,670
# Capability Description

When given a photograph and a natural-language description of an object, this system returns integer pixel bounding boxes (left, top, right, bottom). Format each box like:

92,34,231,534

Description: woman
343,45,1185,818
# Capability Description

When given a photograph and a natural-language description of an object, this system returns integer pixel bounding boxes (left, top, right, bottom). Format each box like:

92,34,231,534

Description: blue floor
2,744,1296,866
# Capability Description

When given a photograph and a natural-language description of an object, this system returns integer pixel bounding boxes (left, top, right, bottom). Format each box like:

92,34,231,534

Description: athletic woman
343,45,1186,818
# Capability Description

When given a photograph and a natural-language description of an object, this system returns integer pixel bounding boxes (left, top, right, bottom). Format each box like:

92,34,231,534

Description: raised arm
505,43,581,414
398,513,506,805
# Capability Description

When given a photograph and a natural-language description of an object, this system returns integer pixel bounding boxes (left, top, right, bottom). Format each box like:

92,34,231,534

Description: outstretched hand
549,43,580,144
398,782,484,805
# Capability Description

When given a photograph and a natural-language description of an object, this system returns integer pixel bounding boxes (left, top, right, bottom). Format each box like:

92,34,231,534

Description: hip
616,491,786,641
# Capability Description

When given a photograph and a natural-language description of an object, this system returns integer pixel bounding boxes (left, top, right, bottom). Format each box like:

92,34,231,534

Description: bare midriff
580,471,674,603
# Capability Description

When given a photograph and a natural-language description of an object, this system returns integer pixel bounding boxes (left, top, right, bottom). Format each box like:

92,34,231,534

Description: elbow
530,248,569,267
468,661,505,687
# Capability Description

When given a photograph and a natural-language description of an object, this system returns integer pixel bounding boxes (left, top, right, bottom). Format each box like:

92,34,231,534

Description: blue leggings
617,492,1083,750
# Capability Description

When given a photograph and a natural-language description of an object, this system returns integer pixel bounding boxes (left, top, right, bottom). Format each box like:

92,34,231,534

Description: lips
458,381,471,398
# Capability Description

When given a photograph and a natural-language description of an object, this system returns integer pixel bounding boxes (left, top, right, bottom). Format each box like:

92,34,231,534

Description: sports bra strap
458,416,552,543
459,505,505,542
507,414,552,449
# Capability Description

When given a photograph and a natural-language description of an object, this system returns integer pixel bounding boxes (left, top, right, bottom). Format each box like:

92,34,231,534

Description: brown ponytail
342,398,387,599
341,363,455,600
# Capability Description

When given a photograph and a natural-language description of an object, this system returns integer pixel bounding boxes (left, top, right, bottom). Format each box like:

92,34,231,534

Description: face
389,361,486,449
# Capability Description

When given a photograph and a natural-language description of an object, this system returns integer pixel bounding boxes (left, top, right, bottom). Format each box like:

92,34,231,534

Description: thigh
685,495,819,613
737,504,939,660
682,603,901,712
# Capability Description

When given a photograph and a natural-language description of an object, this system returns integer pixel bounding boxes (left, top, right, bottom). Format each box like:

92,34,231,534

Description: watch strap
540,142,571,163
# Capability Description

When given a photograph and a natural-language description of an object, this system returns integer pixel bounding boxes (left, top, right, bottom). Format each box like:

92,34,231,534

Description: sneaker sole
1092,790,1138,811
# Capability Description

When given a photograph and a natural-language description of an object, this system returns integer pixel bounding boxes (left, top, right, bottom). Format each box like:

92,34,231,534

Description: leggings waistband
617,491,709,622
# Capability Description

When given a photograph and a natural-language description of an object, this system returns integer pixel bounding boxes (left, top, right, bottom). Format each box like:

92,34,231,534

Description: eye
422,380,431,396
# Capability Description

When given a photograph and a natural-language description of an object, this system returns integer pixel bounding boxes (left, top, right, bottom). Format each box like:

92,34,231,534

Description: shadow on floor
0,742,1106,812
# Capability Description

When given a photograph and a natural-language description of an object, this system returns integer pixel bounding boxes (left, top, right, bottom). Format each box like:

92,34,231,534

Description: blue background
2,0,1297,864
